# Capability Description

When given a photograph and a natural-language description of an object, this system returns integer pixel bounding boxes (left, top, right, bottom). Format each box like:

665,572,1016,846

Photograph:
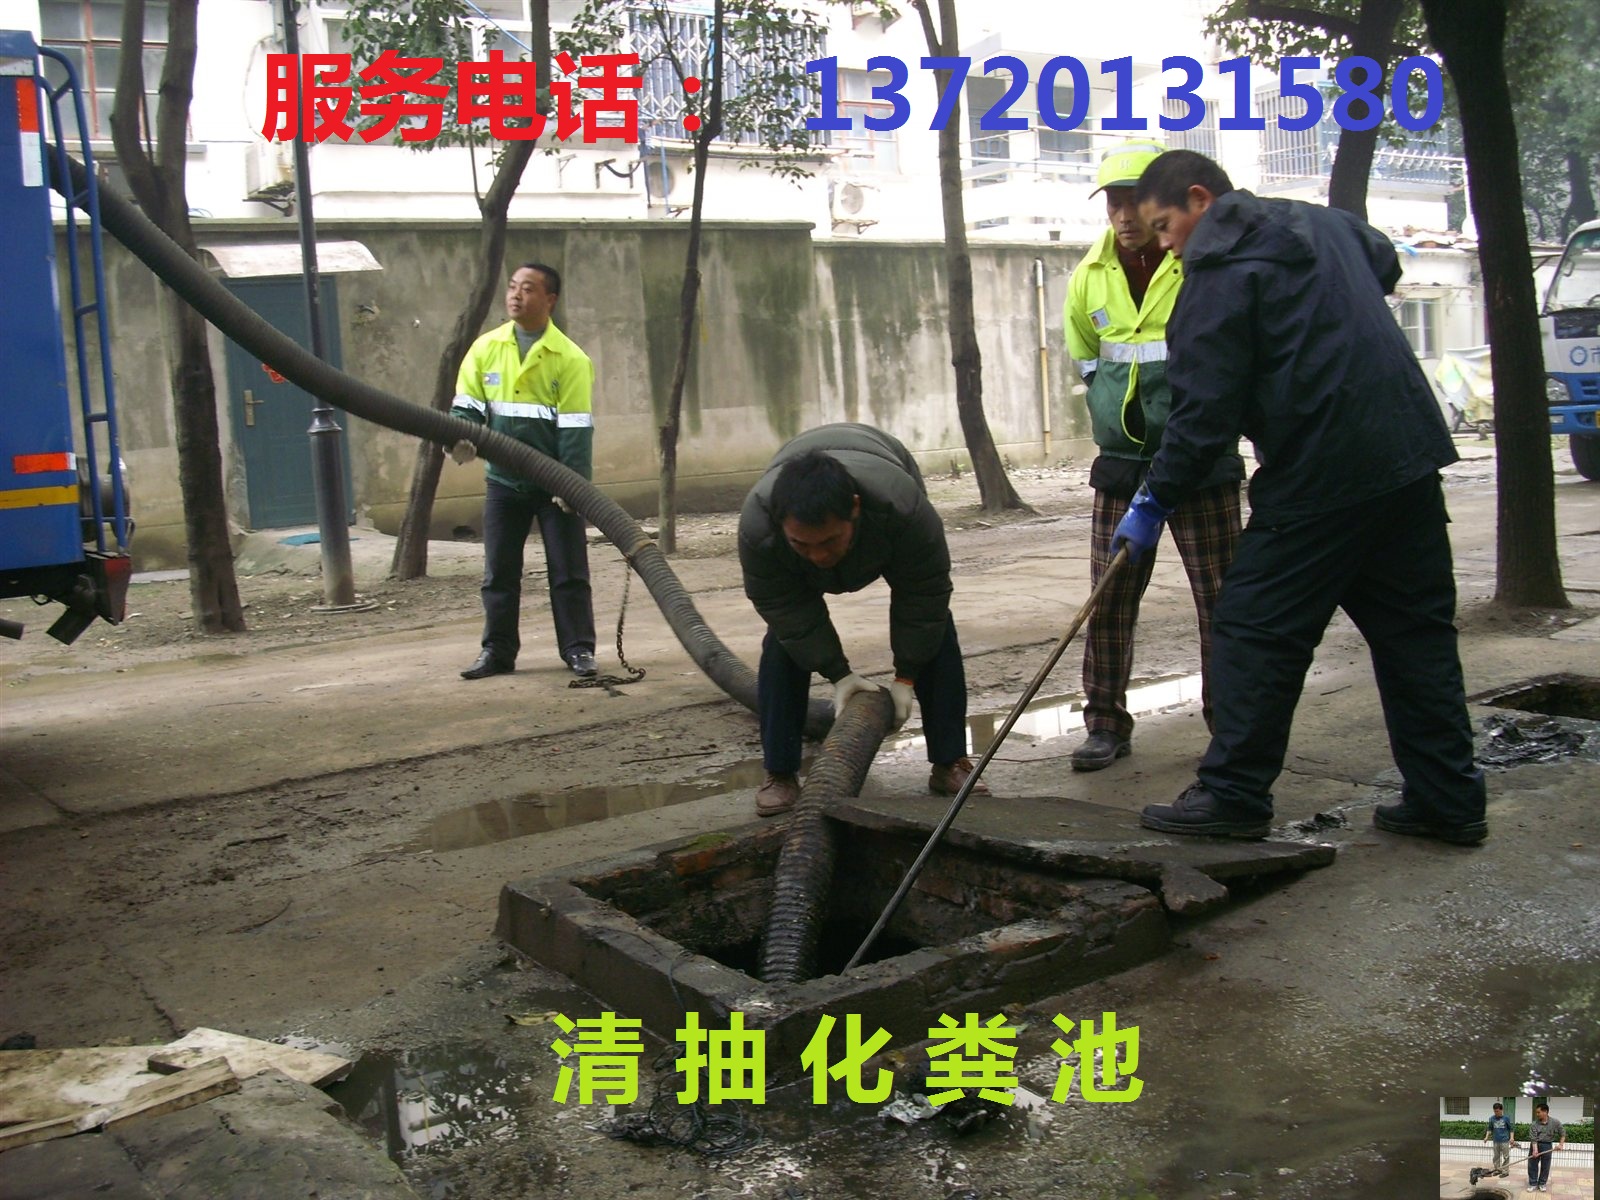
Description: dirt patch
1454,598,1599,638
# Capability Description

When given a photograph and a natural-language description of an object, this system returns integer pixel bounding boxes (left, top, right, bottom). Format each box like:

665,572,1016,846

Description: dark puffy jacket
1146,190,1457,522
738,424,951,682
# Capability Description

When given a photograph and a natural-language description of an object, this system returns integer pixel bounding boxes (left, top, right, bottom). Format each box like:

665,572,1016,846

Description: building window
324,8,533,144
966,76,1010,163
837,69,898,173
1584,1096,1594,1120
40,0,169,142
1037,81,1092,176
1443,1097,1471,1116
1257,86,1325,184
632,5,823,147
1397,298,1439,357
1161,97,1219,159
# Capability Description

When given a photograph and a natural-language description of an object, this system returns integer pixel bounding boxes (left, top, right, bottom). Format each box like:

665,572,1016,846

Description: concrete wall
63,218,1089,568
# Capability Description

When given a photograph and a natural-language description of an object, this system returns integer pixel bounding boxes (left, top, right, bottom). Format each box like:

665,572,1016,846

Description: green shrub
1439,1120,1593,1143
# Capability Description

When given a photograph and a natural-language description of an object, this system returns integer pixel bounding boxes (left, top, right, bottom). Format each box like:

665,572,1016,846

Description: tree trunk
1562,146,1597,239
1325,0,1406,218
390,4,551,579
915,0,1024,513
1421,0,1567,608
657,0,725,556
113,0,244,631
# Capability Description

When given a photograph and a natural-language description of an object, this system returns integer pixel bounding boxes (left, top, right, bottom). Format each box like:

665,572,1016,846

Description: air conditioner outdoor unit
244,140,292,203
644,159,695,213
830,178,881,229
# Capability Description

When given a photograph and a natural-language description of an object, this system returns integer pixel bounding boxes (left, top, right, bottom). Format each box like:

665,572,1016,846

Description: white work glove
831,672,881,714
888,678,915,729
552,496,574,515
449,439,478,465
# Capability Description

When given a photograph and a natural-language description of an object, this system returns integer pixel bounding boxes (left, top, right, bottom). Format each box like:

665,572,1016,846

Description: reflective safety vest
1063,228,1182,461
452,319,595,493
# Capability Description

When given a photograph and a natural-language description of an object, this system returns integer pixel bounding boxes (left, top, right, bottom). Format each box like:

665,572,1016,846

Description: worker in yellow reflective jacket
450,263,598,681
1063,142,1243,771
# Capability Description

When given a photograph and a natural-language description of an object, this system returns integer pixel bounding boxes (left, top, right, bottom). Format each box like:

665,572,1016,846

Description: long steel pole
844,548,1131,971
282,0,359,610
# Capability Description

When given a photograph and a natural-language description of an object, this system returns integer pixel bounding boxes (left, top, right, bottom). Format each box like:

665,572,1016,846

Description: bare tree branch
1244,0,1360,41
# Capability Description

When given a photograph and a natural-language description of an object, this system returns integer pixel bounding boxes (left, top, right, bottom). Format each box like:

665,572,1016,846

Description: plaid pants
1083,481,1242,738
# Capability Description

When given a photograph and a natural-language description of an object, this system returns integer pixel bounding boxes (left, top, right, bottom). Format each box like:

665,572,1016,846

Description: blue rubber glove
1111,483,1174,563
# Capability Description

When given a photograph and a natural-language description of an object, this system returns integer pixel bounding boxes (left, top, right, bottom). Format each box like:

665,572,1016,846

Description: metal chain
568,553,646,690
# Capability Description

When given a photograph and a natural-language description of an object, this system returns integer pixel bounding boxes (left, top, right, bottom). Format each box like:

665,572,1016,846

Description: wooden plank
0,1112,82,1153
94,1056,240,1128
0,1059,240,1150
0,1046,167,1124
146,1028,352,1087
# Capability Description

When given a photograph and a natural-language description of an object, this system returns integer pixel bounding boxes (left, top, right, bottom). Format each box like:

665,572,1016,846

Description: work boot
1140,782,1271,840
1372,801,1487,846
929,757,991,797
756,772,800,817
1071,730,1131,772
461,650,514,680
567,650,597,678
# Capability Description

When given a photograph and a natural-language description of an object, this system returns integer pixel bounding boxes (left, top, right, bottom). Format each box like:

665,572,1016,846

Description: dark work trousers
1529,1142,1553,1187
1084,481,1242,738
480,478,596,666
1197,472,1486,824
759,614,969,774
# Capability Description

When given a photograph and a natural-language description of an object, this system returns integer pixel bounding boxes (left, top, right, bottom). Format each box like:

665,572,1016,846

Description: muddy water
397,673,1206,856
393,762,777,854
323,861,1598,1199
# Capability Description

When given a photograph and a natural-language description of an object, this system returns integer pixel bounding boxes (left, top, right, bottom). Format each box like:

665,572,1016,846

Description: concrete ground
1,445,1597,1199
1437,1159,1594,1200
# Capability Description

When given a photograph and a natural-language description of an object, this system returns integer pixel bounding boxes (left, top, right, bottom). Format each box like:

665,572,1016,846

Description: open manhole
498,796,1332,1083
1468,674,1600,768
1473,673,1600,720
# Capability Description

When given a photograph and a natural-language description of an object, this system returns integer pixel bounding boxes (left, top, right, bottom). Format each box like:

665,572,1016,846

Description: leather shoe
929,757,991,797
1373,801,1487,846
461,651,513,680
568,650,597,678
756,772,800,817
1071,730,1131,772
1140,783,1271,840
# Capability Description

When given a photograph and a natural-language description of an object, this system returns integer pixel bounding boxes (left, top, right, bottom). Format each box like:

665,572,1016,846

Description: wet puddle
393,761,777,854
327,1040,534,1163
892,671,1203,756
397,673,1206,855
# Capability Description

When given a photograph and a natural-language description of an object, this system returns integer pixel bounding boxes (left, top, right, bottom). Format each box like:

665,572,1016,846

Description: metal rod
1034,257,1051,459
282,0,358,610
844,547,1131,972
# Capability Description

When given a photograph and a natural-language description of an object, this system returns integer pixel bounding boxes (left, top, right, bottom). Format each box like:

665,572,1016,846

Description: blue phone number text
806,54,1443,135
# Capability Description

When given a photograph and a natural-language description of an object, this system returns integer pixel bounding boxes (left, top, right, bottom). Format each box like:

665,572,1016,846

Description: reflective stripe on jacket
1063,227,1182,461
451,320,595,493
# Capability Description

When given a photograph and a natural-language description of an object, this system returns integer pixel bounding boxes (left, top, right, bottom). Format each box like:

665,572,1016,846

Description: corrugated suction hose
55,153,829,738
759,688,894,984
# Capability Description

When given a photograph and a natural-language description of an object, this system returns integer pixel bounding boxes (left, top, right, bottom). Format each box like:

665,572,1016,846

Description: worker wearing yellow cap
1062,141,1244,771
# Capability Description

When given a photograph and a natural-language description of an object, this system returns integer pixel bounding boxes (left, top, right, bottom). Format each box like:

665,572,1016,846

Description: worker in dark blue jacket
1112,149,1486,844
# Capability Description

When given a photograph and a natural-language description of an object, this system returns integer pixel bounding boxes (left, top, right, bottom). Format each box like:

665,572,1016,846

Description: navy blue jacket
1145,190,1457,522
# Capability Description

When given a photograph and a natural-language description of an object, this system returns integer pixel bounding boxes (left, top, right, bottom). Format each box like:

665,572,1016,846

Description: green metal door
223,277,353,529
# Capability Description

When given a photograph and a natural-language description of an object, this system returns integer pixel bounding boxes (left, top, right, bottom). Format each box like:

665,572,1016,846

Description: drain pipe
759,688,894,985
1034,258,1052,460
55,153,831,737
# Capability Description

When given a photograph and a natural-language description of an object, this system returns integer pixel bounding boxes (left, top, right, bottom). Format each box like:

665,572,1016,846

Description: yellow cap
1091,141,1167,196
